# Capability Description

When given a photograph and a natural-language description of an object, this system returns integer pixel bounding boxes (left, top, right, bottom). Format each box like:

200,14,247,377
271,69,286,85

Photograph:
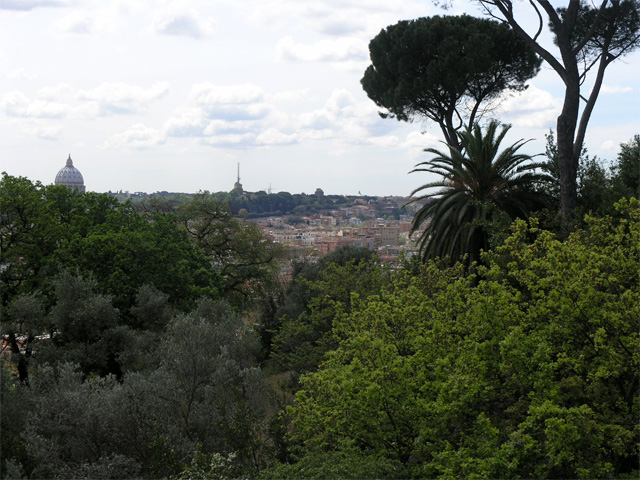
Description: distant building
55,155,85,192
233,163,243,194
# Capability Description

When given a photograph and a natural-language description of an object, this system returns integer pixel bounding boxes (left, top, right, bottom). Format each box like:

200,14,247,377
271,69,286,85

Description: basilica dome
55,155,85,192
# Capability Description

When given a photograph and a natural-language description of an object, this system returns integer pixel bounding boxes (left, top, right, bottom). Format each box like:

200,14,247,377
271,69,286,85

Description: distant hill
109,190,420,219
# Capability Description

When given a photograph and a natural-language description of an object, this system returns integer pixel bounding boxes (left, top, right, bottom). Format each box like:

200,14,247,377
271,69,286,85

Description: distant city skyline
1,0,638,197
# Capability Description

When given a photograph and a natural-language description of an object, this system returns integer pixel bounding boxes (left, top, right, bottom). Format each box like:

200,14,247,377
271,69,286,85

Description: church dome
55,155,85,192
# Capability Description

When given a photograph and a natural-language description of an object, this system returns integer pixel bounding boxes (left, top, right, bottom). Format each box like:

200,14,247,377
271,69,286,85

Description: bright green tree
284,199,639,478
410,120,551,263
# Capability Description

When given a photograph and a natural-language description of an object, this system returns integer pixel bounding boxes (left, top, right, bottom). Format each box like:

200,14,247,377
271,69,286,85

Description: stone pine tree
361,15,541,154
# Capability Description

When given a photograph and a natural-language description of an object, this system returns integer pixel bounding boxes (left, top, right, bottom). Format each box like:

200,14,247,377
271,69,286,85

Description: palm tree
409,120,551,264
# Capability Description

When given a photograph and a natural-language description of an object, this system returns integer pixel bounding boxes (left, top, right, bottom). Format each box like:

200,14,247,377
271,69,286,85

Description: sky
1,0,638,197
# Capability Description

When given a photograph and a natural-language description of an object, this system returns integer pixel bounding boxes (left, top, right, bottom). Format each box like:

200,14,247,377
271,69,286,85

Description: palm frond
410,119,548,264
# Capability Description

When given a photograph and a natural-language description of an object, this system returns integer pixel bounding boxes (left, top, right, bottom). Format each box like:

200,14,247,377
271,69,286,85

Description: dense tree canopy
2,299,268,479
361,15,541,152
0,173,218,316
281,199,639,478
1,152,638,479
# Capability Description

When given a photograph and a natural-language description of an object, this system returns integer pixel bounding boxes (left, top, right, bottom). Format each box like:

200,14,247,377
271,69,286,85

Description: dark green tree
46,272,120,376
4,292,46,385
0,174,62,304
361,15,541,153
271,255,387,378
543,132,640,221
409,120,551,264
9,299,271,479
0,174,219,321
611,134,640,199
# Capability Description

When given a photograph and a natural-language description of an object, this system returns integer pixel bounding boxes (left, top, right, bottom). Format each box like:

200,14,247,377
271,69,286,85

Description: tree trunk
552,2,582,231
556,107,579,230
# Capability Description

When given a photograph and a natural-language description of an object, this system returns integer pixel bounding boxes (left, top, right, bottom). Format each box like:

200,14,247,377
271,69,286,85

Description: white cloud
0,91,71,118
276,35,368,62
76,82,170,115
24,100,72,118
600,139,618,152
269,89,312,103
240,0,427,37
106,124,166,149
152,6,214,39
299,110,334,131
0,0,69,11
163,108,207,137
203,133,255,146
28,123,64,141
256,128,298,145
497,85,561,128
187,83,274,122
203,119,258,136
4,117,64,141
56,12,93,34
7,68,38,80
1,82,170,120
297,88,393,142
402,130,441,157
189,83,265,105
367,134,399,148
161,83,280,146
316,15,364,36
0,91,30,116
601,84,633,94
37,83,73,100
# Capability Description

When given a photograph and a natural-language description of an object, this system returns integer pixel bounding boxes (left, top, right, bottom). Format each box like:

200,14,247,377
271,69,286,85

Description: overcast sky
1,0,638,196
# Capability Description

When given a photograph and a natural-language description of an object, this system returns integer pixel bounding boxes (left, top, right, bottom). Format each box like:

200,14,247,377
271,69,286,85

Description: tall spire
66,154,73,167
233,162,243,194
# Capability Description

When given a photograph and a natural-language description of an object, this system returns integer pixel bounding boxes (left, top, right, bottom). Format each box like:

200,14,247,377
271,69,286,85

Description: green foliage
0,174,64,303
410,120,551,264
271,255,387,377
258,441,408,480
611,134,640,200
257,246,378,364
0,174,219,322
543,133,640,222
177,449,244,480
0,365,30,478
6,292,46,337
178,192,283,305
361,15,541,149
130,284,173,331
62,206,218,315
286,199,639,478
9,299,270,479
